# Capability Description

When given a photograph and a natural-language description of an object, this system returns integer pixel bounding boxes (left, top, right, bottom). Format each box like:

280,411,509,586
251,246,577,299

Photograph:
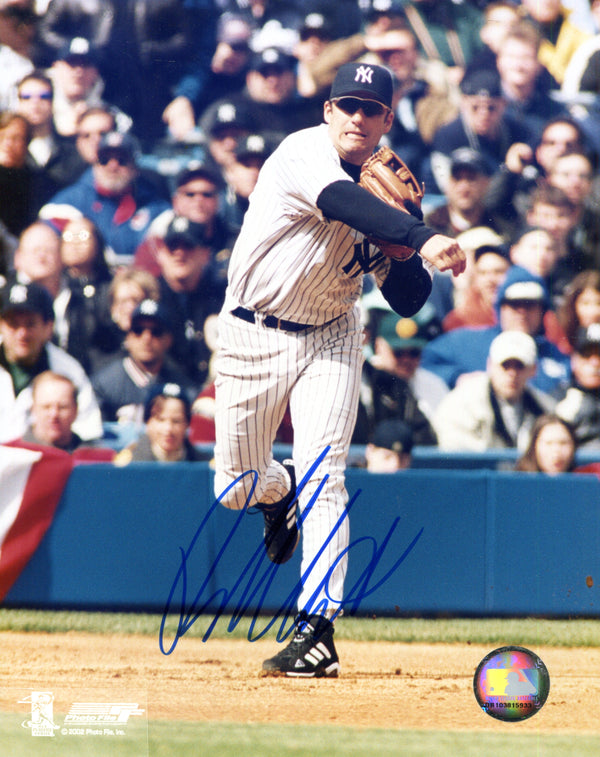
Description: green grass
2,718,600,757
1,608,600,647
147,723,600,757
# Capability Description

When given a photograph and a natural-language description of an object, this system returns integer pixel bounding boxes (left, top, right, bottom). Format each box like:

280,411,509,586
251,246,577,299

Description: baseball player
213,62,465,677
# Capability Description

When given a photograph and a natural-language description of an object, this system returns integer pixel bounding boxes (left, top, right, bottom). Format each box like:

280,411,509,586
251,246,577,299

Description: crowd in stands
3,0,600,474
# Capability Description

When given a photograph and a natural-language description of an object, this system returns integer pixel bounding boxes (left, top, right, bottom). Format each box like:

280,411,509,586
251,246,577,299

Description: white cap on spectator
489,331,537,367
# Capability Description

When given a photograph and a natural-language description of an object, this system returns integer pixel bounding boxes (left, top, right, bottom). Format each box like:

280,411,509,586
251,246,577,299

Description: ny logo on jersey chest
342,239,384,277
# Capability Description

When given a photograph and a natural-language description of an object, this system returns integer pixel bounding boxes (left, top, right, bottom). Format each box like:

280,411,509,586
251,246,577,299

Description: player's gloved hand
419,234,466,277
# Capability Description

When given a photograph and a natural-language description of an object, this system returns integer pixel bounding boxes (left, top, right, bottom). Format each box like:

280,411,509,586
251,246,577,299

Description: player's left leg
290,308,363,619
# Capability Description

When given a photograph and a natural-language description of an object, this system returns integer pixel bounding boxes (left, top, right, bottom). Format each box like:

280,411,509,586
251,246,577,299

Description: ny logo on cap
9,284,28,304
139,299,159,316
354,65,374,84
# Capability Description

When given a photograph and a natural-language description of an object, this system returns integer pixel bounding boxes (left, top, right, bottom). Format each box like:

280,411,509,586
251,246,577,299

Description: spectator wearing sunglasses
39,130,170,267
134,162,229,281
15,70,82,211
47,37,132,139
427,68,532,195
91,298,194,425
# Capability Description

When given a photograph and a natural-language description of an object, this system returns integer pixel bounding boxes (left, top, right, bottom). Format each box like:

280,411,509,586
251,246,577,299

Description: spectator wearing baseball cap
90,298,194,425
203,14,253,102
222,132,274,241
0,281,103,443
425,147,508,240
364,418,414,473
556,324,600,448
355,301,447,446
134,159,229,279
421,265,571,397
199,99,256,171
428,66,531,194
39,130,170,267
47,36,132,139
205,45,323,149
114,380,209,464
155,216,226,389
433,329,555,452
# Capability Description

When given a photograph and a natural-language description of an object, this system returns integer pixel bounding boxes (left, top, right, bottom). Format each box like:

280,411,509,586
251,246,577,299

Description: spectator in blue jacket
39,131,169,267
421,265,571,397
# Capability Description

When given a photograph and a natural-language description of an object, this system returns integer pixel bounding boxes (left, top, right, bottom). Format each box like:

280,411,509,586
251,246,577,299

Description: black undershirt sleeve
316,179,437,251
316,178,434,316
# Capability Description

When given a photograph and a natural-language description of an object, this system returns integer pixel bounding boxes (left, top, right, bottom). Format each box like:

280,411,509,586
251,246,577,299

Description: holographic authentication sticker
473,645,550,722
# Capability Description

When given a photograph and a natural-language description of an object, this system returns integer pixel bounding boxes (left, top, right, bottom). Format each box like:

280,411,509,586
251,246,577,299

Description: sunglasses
131,324,166,338
18,92,52,101
98,152,132,167
333,97,387,118
394,348,422,359
180,190,217,199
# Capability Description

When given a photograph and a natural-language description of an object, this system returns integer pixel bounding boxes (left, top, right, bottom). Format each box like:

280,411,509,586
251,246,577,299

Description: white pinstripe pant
214,307,364,615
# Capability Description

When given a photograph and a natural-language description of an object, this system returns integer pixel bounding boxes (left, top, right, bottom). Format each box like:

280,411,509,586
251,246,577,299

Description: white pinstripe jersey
225,123,393,325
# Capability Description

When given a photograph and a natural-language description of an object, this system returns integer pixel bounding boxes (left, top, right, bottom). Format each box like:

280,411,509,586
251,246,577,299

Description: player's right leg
213,311,293,510
213,310,302,562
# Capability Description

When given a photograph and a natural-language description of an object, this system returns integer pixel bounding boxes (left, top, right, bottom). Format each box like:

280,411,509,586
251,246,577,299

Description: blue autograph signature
159,447,423,655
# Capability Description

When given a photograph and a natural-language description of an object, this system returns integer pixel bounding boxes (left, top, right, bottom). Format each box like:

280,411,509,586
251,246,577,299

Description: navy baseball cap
1,282,54,321
130,299,171,332
235,133,272,162
300,13,334,41
330,62,393,108
217,12,252,47
574,323,600,353
460,69,502,98
164,216,209,249
450,147,493,176
200,100,254,137
144,382,191,422
175,160,224,190
56,36,98,66
250,47,296,73
474,243,511,263
97,131,139,163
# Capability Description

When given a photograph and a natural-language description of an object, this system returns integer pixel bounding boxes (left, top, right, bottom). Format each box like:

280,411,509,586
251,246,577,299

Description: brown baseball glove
359,146,425,261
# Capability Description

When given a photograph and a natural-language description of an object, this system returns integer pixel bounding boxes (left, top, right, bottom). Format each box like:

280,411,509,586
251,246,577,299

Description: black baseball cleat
254,461,299,564
261,612,340,678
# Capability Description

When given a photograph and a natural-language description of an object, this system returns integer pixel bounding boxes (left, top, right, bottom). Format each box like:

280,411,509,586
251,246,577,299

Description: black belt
231,306,313,332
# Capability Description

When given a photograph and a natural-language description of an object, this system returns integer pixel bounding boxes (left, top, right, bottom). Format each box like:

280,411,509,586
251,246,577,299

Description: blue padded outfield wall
6,462,600,618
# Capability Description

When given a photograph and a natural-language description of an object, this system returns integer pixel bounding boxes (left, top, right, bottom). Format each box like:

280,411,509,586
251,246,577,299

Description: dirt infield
1,632,600,734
